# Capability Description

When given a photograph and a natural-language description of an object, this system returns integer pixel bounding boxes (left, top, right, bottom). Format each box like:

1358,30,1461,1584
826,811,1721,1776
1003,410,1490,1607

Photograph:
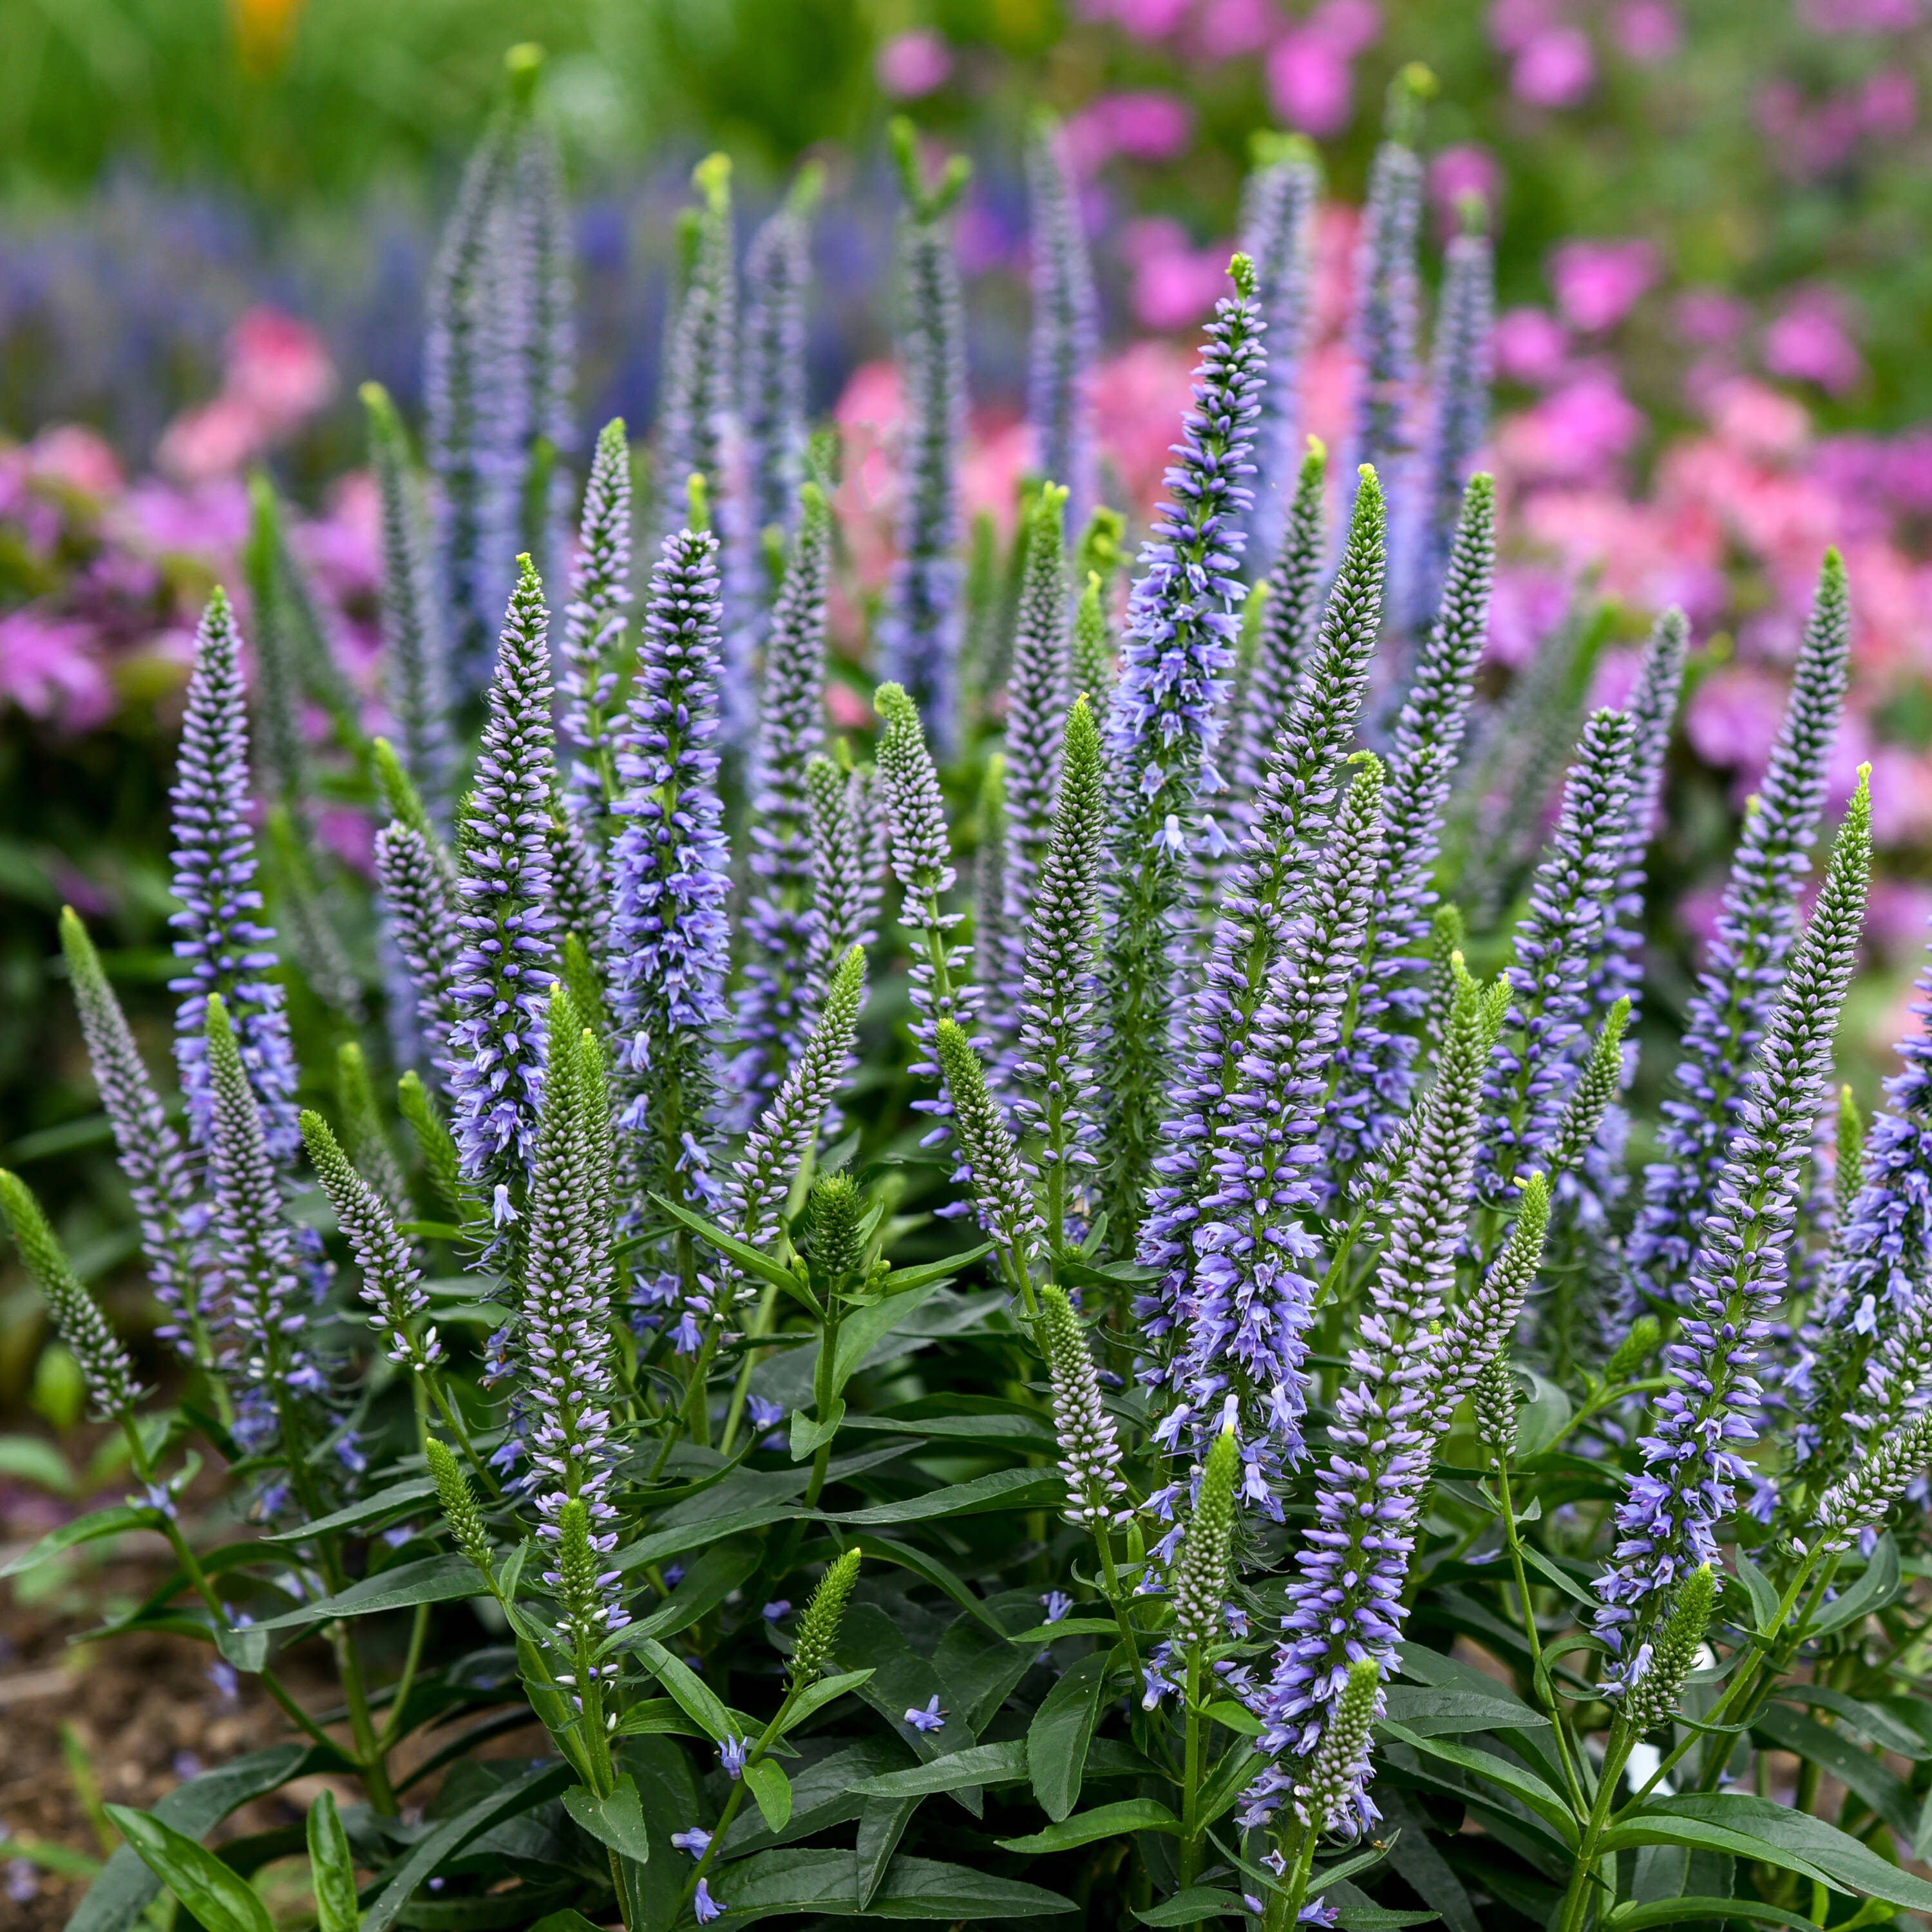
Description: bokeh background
1,0,1929,1428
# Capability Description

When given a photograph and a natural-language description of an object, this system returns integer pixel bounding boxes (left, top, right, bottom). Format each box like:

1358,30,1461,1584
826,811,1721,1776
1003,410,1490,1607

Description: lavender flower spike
1141,471,1385,1316
1321,473,1495,1184
934,1018,1041,1301
1238,133,1320,580
742,165,822,553
1026,115,1099,529
1164,756,1388,1490
558,418,635,829
804,754,883,999
1593,768,1871,1694
1625,551,1850,1312
1403,202,1492,636
730,480,833,1119
1242,961,1508,1840
609,517,732,1208
169,587,301,1167
205,992,324,1446
1000,482,1074,1000
1345,66,1432,524
301,1112,440,1374
60,909,204,1367
363,381,453,815
656,154,738,554
447,556,559,1201
521,994,621,1569
875,683,976,1150
1097,253,1267,1251
1038,1282,1128,1528
374,819,464,1101
1472,707,1640,1220
1012,696,1109,1253
0,1170,140,1421
880,120,972,748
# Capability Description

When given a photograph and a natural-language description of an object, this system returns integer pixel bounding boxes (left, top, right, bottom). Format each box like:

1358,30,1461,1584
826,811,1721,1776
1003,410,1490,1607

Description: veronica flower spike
1012,696,1108,1252
169,588,302,1167
742,164,822,554
1164,758,1388,1486
1345,65,1432,522
609,511,732,1211
1026,115,1099,529
1244,963,1508,1841
446,556,559,1212
1099,253,1267,1251
655,154,738,558
875,682,977,1150
1237,133,1319,579
1322,473,1495,1187
557,418,635,829
880,118,972,748
363,381,453,815
731,480,833,1118
1140,470,1385,1315
59,909,206,1373
1593,768,1871,1694
999,482,1074,1011
1625,551,1850,1312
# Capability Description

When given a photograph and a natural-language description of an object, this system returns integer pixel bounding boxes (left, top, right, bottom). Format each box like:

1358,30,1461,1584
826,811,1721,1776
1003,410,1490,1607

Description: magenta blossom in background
876,30,952,99
1798,0,1920,28
1686,662,1790,777
1120,218,1232,330
1551,238,1657,334
1765,289,1862,395
1193,0,1274,59
1674,288,1751,347
1493,307,1570,386
1497,368,1645,483
1265,1,1381,138
1079,0,1193,39
1429,145,1501,232
0,609,113,731
1513,26,1596,108
156,306,334,484
1488,0,1558,52
1613,0,1681,59
1486,564,1571,670
1065,91,1194,170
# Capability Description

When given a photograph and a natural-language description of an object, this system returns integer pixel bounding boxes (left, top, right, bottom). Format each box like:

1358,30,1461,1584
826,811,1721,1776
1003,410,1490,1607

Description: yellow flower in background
230,0,307,77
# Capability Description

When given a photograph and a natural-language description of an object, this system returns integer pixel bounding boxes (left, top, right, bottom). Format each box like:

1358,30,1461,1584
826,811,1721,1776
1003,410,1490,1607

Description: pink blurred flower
1120,218,1233,330
0,609,113,730
1765,289,1862,395
1193,0,1274,58
1268,32,1354,138
1065,91,1195,170
1089,339,1195,513
1612,0,1680,60
1486,565,1571,669
1496,369,1645,483
1429,145,1501,232
876,30,952,99
1493,307,1570,386
1674,288,1750,347
1512,26,1596,108
1265,4,1379,138
298,471,382,604
1797,0,1919,28
827,682,874,730
1866,881,1932,959
1861,68,1917,137
28,426,124,499
1705,377,1810,462
1686,663,1790,775
962,416,1032,539
227,308,334,429
1079,0,1192,39
115,478,252,560
1488,0,1558,53
1550,238,1657,334
156,307,334,483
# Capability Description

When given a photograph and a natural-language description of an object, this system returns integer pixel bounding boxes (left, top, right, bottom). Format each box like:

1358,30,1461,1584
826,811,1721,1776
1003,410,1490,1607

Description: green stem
805,1305,843,1510
1273,1823,1317,1931
1092,1511,1140,1673
1179,1648,1204,1894
681,1680,805,1914
378,1602,433,1752
1553,1728,1632,1932
426,1372,501,1497
1495,1457,1586,1812
718,1280,782,1457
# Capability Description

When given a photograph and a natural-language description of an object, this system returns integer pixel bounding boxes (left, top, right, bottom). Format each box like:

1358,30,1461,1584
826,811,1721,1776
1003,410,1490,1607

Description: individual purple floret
168,588,302,1168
